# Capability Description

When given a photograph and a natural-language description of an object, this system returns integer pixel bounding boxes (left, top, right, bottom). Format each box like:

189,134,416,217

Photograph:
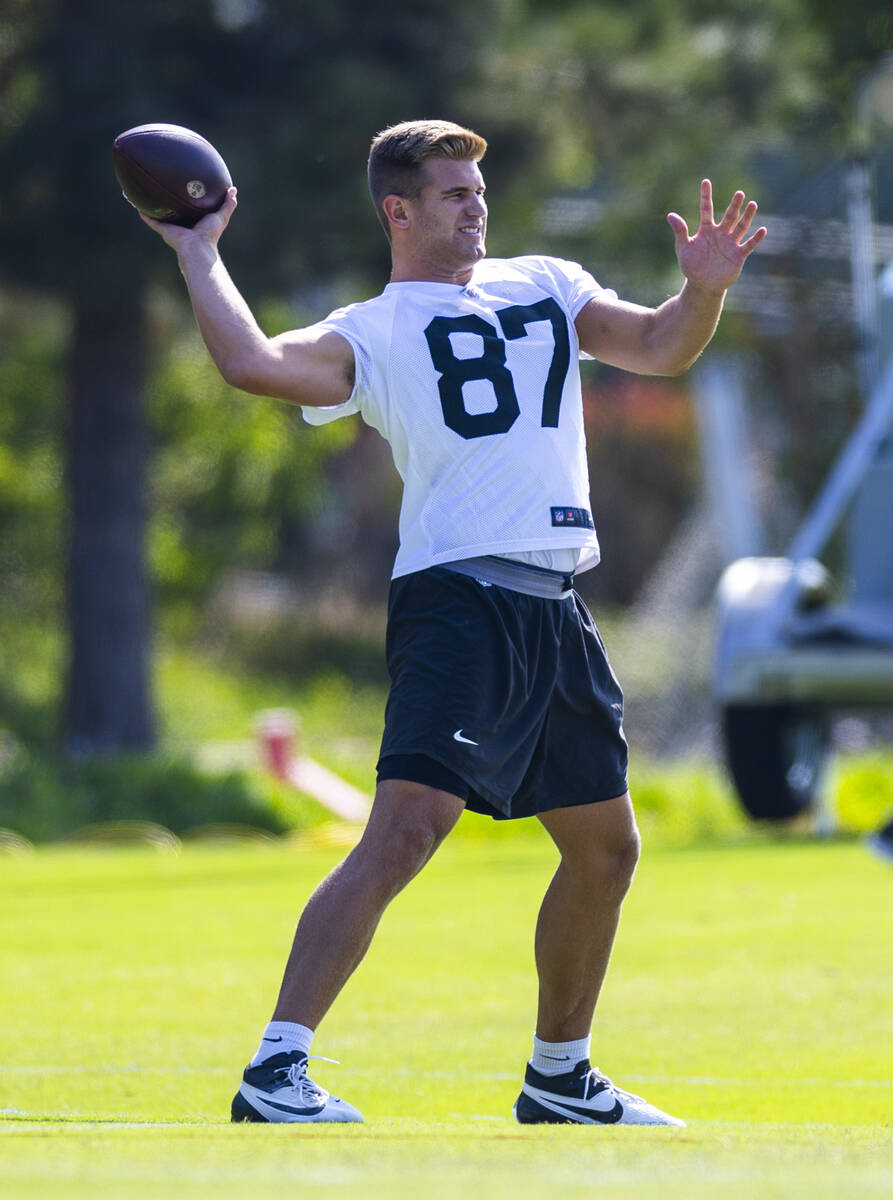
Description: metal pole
846,156,881,403
847,54,893,402
694,357,763,563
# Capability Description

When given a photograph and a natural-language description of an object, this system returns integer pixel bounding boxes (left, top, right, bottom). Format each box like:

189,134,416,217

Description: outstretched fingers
732,198,757,235
695,181,767,261
666,211,690,247
722,191,768,253
719,189,745,230
671,178,768,291
699,178,715,228
734,198,766,246
739,223,768,254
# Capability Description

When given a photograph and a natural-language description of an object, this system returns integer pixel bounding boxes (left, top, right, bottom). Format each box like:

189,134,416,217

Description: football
113,123,232,227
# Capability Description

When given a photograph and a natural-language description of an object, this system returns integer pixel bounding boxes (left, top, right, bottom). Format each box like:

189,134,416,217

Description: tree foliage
0,0,891,756
481,0,830,298
0,0,530,752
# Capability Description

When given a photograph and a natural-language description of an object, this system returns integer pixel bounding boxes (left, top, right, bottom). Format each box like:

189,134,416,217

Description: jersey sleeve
508,255,618,319
547,257,618,316
531,256,619,362
300,306,371,427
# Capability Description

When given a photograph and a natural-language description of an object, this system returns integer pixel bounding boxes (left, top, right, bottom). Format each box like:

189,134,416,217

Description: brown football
113,123,232,227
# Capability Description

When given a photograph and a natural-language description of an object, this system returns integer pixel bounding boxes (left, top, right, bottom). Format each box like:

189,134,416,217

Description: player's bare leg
534,793,640,1041
232,779,464,1123
272,779,465,1028
514,793,683,1125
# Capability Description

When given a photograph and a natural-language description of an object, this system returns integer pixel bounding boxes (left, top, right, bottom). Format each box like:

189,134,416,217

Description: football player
143,119,765,1126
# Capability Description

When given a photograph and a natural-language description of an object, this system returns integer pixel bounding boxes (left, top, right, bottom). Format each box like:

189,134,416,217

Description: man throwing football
142,119,765,1126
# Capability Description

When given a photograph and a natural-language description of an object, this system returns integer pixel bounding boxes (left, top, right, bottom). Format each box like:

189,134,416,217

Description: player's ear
382,194,410,232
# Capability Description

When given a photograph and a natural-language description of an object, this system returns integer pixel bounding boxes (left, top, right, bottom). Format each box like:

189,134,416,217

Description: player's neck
389,250,476,287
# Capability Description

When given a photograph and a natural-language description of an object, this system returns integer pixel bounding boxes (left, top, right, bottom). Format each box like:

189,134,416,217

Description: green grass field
1,825,891,1198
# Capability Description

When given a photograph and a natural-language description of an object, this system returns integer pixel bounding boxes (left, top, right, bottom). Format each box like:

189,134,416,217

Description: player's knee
386,817,443,882
356,806,452,898
570,824,640,898
611,825,641,894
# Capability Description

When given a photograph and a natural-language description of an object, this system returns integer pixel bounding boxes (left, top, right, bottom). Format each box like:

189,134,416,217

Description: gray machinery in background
709,107,893,821
713,353,893,821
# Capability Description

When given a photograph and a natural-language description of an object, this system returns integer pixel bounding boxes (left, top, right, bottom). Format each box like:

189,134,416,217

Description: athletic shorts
376,565,628,820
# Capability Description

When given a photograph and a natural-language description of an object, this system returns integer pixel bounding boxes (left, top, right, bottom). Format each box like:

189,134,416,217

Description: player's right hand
140,186,238,252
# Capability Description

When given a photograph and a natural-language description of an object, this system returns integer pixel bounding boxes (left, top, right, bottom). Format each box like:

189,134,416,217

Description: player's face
408,157,487,276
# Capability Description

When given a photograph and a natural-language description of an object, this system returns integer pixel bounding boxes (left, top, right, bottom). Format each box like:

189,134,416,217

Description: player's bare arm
141,188,355,407
575,179,767,376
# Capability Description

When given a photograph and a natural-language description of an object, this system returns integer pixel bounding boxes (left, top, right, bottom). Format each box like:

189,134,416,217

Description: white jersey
303,255,613,579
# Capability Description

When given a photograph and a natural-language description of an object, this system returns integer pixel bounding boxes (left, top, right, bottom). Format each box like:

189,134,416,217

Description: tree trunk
64,293,155,754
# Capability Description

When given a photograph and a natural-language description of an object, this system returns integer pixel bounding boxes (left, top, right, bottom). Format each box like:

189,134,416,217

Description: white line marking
0,1067,890,1088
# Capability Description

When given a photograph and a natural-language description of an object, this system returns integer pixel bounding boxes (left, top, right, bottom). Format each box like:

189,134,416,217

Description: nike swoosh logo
262,1036,284,1043
453,729,478,745
240,1084,325,1119
541,1055,572,1061
526,1090,624,1124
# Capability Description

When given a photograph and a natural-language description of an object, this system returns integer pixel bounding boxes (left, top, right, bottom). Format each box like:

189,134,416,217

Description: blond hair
367,119,487,237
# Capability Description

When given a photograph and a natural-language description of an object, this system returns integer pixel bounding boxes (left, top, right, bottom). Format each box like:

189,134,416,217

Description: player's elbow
658,353,698,378
626,351,696,378
218,350,277,396
221,364,266,394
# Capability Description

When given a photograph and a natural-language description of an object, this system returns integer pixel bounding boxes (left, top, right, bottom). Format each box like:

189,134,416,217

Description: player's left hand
667,179,767,295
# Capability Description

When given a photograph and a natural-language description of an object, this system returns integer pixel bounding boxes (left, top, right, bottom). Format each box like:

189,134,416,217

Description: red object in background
258,709,299,780
255,707,372,822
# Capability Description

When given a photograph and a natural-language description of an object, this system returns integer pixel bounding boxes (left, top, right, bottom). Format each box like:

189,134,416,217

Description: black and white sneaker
514,1059,685,1126
231,1051,364,1124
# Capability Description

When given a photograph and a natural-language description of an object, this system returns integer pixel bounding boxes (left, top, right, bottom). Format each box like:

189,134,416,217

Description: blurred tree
1,0,889,747
0,0,513,753
482,0,829,298
146,311,357,617
467,0,835,597
0,296,66,619
803,0,893,123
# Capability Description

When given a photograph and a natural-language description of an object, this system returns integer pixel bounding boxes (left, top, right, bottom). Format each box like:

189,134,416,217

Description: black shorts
376,566,628,820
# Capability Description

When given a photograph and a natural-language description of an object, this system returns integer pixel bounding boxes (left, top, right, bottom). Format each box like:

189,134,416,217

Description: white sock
530,1033,591,1076
250,1021,314,1066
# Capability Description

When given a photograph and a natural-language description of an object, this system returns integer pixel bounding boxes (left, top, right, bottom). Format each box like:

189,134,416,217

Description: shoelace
588,1066,644,1105
282,1055,339,1104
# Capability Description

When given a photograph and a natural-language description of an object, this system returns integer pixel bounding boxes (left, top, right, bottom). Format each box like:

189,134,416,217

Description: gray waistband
440,556,575,599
